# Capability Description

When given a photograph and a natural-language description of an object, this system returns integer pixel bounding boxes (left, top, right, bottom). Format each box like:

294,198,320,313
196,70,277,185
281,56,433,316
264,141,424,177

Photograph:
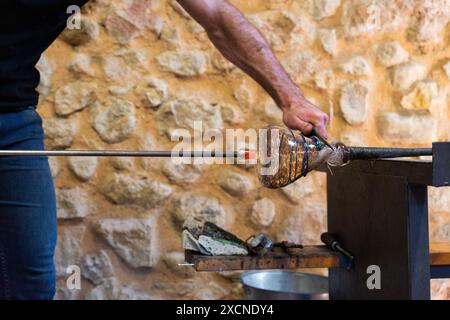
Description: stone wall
36,0,450,300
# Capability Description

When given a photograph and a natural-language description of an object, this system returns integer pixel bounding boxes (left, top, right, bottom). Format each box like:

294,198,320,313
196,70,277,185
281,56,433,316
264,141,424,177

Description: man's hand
177,0,329,138
282,95,329,139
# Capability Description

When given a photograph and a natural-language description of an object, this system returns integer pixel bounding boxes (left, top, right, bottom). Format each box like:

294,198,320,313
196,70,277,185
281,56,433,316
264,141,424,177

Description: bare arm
177,0,329,138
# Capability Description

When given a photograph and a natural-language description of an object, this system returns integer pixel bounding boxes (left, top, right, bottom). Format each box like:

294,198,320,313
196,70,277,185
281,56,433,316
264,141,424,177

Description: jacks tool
320,232,354,269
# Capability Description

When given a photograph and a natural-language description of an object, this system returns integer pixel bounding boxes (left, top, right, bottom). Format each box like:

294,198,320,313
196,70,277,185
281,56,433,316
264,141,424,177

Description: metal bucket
241,271,329,300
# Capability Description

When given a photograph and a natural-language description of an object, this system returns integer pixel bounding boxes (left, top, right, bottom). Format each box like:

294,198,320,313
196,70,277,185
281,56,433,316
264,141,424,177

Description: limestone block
55,226,86,276
429,187,450,213
250,198,276,227
339,131,366,146
110,157,134,171
102,49,147,82
69,53,95,77
159,98,223,134
220,104,244,125
49,158,59,178
61,17,99,46
163,162,203,184
43,118,77,150
156,50,208,77
401,81,439,111
431,279,450,300
54,82,96,116
443,61,450,80
142,77,169,108
172,195,226,228
36,55,52,97
262,100,283,123
340,80,369,125
218,170,253,197
102,173,172,208
277,204,326,245
233,81,255,107
409,1,450,50
341,0,404,37
340,56,372,76
96,218,158,268
378,112,437,144
90,98,137,144
314,69,336,90
56,188,92,219
318,28,337,55
87,278,153,300
306,0,341,19
391,61,427,91
248,10,298,50
104,0,153,44
81,251,114,285
281,51,317,83
281,175,315,204
68,156,98,181
375,41,409,67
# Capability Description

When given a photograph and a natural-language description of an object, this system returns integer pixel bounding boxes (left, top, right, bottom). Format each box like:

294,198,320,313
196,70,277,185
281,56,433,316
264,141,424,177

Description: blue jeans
0,107,57,300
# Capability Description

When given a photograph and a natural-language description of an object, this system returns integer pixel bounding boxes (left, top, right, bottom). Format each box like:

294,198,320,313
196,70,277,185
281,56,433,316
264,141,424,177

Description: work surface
185,243,450,272
185,246,343,271
317,142,450,187
430,243,450,266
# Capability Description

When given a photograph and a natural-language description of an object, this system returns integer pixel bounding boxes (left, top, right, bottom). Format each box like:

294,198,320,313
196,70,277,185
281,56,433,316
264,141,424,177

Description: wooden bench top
430,242,450,266
185,246,344,272
185,242,450,272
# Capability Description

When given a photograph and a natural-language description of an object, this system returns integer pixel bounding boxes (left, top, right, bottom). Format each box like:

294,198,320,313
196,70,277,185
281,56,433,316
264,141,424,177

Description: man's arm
177,0,329,138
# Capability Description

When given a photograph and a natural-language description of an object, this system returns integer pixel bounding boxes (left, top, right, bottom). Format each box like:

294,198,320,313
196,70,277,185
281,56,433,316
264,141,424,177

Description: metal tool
258,125,435,188
346,146,432,160
310,127,334,150
178,263,195,267
246,233,273,256
320,232,354,269
0,149,251,158
273,241,303,251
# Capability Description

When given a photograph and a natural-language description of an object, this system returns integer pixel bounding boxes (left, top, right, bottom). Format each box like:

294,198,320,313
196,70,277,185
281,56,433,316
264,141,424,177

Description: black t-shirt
0,0,89,112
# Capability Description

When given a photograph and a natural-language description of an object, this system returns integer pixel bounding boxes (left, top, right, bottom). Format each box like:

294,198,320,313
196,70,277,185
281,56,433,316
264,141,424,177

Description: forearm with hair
203,4,302,109
177,0,328,136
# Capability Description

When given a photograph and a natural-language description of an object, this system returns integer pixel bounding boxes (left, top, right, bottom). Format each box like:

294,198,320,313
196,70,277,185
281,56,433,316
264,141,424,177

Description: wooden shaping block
185,245,345,272
430,242,450,266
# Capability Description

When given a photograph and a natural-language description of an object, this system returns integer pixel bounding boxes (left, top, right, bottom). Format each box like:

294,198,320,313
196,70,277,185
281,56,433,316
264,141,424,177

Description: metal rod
178,263,195,267
0,150,242,158
348,147,432,160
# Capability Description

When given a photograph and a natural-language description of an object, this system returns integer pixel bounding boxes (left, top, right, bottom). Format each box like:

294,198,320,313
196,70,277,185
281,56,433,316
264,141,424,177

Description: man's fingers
313,125,328,140
291,116,314,135
282,106,329,138
301,122,314,136
310,113,329,139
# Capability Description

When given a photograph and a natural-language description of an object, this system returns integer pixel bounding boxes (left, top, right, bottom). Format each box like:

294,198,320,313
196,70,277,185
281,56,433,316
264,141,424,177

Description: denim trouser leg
0,108,57,300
